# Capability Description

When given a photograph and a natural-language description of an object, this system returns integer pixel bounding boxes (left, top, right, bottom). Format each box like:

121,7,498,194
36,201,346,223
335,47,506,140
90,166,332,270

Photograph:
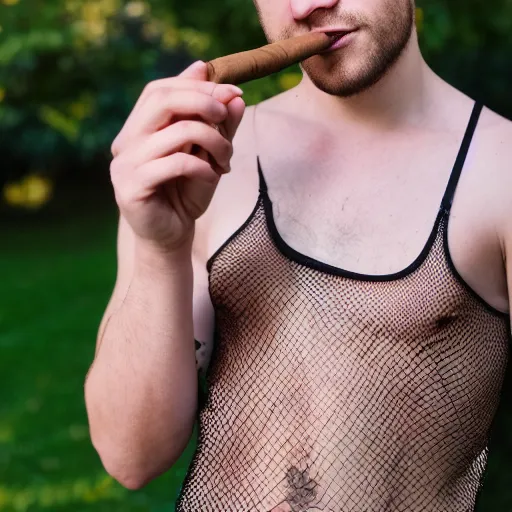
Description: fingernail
190,60,205,69
229,86,244,95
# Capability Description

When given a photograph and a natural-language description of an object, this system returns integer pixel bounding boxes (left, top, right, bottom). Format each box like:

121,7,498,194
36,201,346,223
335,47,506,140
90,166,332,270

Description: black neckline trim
259,167,444,282
254,101,485,283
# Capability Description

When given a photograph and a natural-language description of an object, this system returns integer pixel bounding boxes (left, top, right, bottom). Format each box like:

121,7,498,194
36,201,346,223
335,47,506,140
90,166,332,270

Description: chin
302,56,384,98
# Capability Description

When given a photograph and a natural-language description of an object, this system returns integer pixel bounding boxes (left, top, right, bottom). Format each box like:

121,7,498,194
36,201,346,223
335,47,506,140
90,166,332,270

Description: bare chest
264,137,452,274
208,105,509,314
258,135,507,311
269,168,432,276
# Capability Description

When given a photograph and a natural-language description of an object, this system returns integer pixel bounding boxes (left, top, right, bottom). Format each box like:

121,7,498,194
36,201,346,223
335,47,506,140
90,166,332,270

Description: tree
0,0,511,192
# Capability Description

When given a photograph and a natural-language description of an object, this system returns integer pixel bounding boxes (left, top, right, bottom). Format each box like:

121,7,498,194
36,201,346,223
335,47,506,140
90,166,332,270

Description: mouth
321,29,358,52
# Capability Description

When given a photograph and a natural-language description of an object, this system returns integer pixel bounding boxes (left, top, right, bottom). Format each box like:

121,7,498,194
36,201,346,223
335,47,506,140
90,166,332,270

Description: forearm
85,245,198,487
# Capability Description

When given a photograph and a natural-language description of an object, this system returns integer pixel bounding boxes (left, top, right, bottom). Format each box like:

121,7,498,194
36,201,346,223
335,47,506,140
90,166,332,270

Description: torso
181,86,512,511
205,87,511,315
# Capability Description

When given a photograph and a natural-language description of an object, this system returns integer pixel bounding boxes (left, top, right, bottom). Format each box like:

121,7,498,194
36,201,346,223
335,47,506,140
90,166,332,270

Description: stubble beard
298,0,415,98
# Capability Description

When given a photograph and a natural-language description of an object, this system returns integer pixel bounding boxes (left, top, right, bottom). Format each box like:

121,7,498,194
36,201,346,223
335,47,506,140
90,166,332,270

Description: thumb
179,60,209,80
223,96,246,142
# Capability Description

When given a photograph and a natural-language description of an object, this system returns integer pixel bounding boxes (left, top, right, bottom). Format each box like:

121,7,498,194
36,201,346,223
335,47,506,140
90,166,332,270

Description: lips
328,31,351,41
326,29,358,43
321,29,358,52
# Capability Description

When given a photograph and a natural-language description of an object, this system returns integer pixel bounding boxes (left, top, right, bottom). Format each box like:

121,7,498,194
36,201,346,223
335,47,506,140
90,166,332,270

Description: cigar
206,32,333,85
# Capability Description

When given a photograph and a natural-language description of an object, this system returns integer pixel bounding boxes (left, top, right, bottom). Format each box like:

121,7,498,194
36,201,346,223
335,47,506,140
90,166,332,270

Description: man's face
253,0,415,97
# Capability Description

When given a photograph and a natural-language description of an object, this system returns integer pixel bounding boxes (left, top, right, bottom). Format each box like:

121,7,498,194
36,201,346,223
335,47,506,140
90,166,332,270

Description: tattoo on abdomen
286,466,318,510
268,466,320,512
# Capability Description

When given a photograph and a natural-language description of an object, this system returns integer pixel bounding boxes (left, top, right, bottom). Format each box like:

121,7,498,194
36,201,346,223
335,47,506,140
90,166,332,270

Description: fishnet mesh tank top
176,102,511,511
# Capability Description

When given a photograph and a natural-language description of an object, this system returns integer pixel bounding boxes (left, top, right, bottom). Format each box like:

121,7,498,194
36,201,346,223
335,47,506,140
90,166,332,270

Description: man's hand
109,60,245,255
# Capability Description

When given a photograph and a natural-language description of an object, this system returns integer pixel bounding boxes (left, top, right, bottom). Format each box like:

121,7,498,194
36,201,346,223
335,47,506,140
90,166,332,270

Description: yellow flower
3,183,24,206
142,19,163,40
3,175,54,209
161,26,180,48
0,474,124,510
124,1,148,18
279,72,303,91
82,2,102,23
82,19,107,42
23,175,53,209
178,28,211,54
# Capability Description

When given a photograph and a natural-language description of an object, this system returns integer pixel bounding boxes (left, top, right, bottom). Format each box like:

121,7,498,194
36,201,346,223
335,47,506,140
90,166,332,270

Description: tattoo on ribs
195,339,207,376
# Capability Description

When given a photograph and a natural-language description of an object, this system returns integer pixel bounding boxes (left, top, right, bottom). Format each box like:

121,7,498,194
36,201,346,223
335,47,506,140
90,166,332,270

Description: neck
296,32,439,129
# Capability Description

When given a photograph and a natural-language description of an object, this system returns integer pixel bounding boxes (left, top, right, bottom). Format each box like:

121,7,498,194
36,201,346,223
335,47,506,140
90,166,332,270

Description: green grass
0,200,195,512
1,190,512,511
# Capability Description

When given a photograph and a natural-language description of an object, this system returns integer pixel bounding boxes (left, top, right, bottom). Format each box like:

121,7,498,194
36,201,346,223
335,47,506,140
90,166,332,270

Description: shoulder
472,105,512,252
475,107,512,205
478,105,512,149
476,105,512,160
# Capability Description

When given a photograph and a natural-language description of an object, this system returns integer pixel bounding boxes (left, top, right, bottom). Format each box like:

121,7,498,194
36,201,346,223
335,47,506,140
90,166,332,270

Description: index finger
133,78,237,115
115,79,242,151
134,60,222,113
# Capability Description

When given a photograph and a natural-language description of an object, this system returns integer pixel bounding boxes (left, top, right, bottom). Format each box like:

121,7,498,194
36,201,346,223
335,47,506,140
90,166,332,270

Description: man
85,0,512,510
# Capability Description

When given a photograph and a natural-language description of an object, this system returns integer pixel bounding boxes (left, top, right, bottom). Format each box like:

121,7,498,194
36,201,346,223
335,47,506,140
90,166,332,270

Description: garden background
1,0,512,510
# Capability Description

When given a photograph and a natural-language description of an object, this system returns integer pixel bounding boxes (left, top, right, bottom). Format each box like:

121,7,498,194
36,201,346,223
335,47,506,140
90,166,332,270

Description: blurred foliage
0,205,197,511
0,0,511,189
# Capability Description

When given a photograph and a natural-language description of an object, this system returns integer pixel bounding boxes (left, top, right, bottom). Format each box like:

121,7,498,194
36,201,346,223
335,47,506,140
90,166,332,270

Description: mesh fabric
176,102,510,511
176,191,509,511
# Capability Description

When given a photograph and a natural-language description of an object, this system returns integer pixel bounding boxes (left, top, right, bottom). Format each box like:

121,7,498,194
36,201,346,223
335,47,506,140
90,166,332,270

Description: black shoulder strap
253,104,269,194
441,101,483,212
257,156,269,193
